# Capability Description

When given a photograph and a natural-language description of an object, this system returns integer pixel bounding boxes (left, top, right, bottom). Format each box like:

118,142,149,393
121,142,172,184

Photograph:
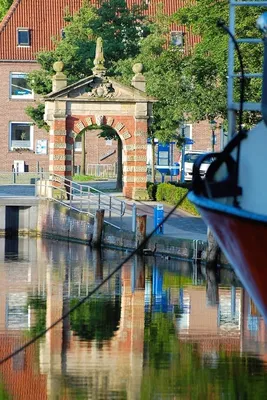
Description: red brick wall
192,120,221,152
74,130,118,173
0,62,49,172
0,63,221,174
0,63,120,173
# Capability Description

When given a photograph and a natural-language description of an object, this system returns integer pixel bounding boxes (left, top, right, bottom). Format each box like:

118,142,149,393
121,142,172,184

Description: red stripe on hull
199,206,267,321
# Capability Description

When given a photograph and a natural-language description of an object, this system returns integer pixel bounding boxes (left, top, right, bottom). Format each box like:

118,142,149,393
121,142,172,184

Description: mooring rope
0,191,189,365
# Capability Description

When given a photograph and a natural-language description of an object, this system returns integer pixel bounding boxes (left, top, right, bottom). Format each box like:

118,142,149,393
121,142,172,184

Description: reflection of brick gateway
40,259,145,398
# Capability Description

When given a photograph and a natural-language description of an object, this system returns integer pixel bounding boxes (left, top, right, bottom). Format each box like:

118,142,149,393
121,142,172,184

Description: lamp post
210,120,217,152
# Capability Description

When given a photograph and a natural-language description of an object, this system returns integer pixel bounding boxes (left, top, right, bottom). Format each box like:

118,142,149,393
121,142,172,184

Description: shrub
147,181,158,200
156,183,199,216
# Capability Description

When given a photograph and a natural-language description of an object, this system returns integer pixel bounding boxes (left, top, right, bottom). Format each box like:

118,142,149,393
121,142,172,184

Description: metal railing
86,164,117,178
37,173,128,230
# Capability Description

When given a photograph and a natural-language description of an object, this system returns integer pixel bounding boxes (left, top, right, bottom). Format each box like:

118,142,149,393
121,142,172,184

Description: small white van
181,151,212,181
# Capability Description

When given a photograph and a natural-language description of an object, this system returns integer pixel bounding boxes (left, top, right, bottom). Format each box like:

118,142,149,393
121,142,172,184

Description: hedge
147,182,199,216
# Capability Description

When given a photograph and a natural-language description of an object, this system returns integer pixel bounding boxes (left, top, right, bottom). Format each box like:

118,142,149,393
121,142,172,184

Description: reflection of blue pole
231,286,236,316
181,144,185,183
262,36,267,125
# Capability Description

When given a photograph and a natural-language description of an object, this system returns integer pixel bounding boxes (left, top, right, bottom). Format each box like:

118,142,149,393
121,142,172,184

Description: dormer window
60,29,66,39
17,29,30,46
170,31,184,47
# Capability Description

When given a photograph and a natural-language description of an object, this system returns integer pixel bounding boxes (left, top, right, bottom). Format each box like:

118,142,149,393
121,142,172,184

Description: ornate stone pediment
45,75,156,102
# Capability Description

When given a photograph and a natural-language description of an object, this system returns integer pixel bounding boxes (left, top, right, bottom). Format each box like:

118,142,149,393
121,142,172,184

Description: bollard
92,209,105,247
154,204,164,234
135,214,147,251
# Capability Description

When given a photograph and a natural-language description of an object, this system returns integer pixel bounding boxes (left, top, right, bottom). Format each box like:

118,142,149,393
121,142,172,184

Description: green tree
173,0,265,125
0,0,12,22
27,0,148,96
115,10,187,145
25,0,148,183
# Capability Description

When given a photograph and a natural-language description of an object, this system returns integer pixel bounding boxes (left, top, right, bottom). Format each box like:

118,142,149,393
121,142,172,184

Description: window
17,28,30,46
10,73,33,99
183,124,192,150
60,29,66,39
170,31,184,47
74,135,82,152
10,123,33,151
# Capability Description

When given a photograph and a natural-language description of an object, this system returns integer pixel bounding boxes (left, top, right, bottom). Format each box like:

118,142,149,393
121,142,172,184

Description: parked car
180,151,212,181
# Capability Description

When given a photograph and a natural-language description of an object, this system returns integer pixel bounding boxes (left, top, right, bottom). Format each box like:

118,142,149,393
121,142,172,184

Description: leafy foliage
25,103,49,131
147,181,158,200
28,0,148,95
174,0,265,125
26,0,149,132
155,183,199,215
115,9,186,143
0,0,12,22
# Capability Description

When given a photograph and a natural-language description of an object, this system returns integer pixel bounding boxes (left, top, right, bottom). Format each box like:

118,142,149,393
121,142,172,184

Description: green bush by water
147,182,199,216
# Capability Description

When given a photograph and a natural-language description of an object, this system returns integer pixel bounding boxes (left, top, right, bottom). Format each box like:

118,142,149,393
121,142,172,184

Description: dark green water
0,237,266,399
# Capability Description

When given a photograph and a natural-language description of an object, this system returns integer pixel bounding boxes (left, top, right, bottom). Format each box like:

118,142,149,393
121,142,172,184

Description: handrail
36,173,127,230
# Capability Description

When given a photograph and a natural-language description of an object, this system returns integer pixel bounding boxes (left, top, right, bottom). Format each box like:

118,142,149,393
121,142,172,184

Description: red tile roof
0,0,200,61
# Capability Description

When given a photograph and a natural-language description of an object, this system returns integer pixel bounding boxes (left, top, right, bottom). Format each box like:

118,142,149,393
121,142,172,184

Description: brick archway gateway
44,38,156,200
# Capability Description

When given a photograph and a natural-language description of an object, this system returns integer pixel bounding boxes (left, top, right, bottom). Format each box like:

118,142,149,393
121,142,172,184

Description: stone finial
131,63,146,92
53,61,64,73
132,63,143,75
93,37,106,76
52,60,67,92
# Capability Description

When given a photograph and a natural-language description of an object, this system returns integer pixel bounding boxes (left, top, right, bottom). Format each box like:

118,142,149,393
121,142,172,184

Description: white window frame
74,134,82,152
184,124,193,150
17,28,30,47
10,73,34,99
9,122,34,151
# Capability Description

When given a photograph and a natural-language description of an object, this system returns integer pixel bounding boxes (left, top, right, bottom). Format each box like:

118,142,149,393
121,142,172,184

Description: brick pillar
131,103,149,200
49,104,72,180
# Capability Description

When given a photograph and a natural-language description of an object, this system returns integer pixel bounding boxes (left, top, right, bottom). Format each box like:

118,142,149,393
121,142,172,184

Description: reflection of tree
27,296,46,337
142,312,267,398
70,296,121,342
0,382,10,399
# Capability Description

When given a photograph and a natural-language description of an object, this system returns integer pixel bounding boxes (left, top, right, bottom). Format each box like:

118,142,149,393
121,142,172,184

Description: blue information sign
156,144,170,175
184,138,194,145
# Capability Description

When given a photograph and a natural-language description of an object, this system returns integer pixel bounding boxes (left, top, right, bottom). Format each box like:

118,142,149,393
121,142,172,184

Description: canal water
0,237,267,399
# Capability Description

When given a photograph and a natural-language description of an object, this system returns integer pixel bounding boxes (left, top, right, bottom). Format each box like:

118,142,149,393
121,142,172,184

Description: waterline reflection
0,238,266,399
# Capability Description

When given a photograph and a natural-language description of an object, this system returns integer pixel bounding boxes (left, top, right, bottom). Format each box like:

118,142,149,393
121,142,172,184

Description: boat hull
189,192,267,321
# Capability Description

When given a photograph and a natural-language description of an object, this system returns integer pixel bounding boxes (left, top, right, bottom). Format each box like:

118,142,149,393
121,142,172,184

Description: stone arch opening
44,38,156,200
72,122,123,190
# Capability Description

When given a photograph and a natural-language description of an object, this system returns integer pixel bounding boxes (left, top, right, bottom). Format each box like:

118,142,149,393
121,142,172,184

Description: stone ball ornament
132,63,143,75
53,61,64,73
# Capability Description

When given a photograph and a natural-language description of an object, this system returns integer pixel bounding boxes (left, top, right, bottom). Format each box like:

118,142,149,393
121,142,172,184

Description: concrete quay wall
0,199,229,264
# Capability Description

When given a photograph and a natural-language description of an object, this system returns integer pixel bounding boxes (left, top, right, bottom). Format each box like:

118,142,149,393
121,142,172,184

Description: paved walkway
113,194,207,242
